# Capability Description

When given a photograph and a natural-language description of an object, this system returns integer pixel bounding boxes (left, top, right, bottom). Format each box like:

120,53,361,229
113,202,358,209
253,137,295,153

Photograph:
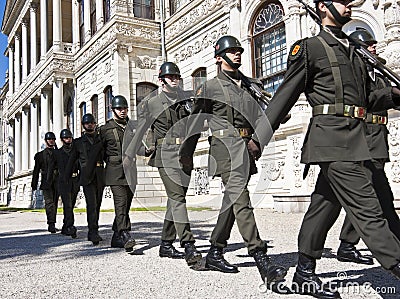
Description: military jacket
99,119,128,185
67,133,105,186
126,90,193,169
265,28,395,164
31,148,58,190
51,145,80,193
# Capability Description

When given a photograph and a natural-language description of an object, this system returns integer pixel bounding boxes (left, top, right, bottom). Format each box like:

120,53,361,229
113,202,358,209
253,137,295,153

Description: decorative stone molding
350,0,366,7
135,55,157,69
263,160,285,181
172,23,229,62
388,120,400,183
290,136,303,188
373,0,380,8
115,22,161,40
165,0,230,41
194,168,209,195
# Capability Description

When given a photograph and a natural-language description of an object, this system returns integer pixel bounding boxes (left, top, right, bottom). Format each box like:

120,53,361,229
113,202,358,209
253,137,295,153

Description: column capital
22,105,30,113
30,1,39,11
22,18,29,26
14,33,21,40
8,44,14,52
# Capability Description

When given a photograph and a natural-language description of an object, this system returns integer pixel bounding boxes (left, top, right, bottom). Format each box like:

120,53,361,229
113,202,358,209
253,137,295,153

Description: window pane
136,83,158,106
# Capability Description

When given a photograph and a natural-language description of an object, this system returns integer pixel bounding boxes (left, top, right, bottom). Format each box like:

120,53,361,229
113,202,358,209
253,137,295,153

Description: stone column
72,0,80,51
21,106,29,171
8,120,15,176
53,0,62,52
21,18,29,81
114,45,130,99
383,1,400,73
14,34,21,89
96,0,104,30
14,113,21,173
40,0,48,58
40,89,50,148
8,46,14,95
30,3,38,71
84,0,91,43
30,99,39,169
53,78,64,147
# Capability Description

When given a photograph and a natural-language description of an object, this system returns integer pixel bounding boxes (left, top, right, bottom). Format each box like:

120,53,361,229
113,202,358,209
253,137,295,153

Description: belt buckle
353,106,366,119
239,128,249,137
176,137,181,145
378,116,387,124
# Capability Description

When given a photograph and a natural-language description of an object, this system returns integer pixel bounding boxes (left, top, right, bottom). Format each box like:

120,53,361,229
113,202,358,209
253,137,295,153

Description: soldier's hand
248,139,261,161
145,146,155,157
280,114,291,124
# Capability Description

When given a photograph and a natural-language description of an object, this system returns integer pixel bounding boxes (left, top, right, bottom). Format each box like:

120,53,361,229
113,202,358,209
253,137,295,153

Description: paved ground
0,209,399,298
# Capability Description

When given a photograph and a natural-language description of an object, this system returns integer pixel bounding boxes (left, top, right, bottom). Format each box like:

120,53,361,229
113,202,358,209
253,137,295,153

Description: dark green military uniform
126,89,196,245
264,27,400,269
183,70,266,254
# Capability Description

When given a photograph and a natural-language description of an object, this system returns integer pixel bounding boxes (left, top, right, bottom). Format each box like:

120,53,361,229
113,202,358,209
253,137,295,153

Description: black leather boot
337,242,373,265
391,263,400,279
159,241,185,259
252,250,287,283
292,253,341,299
111,231,125,249
88,230,102,245
183,242,202,265
48,223,57,234
66,226,77,238
205,245,239,273
120,230,136,252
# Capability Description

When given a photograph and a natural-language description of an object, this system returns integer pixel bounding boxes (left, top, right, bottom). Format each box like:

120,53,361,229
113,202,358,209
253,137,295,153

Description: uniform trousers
82,177,104,233
340,159,400,243
298,161,400,269
210,168,265,254
59,178,80,229
110,185,133,232
158,167,195,246
43,184,58,225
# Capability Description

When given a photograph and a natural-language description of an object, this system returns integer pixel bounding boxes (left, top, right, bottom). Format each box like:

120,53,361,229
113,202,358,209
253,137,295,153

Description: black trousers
158,167,195,246
59,178,80,229
83,177,104,233
42,184,58,224
298,161,400,269
340,159,400,243
110,185,134,232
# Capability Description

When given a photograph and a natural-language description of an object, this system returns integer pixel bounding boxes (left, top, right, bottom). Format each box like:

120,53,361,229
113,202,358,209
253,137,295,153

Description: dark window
103,0,111,23
91,94,99,123
133,0,155,20
192,67,207,91
252,3,286,96
169,0,177,15
79,102,87,122
104,86,113,121
136,82,157,107
79,0,85,47
90,0,97,35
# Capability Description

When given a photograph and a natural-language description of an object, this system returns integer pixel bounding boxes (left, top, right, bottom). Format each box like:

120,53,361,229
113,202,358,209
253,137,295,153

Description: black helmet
214,35,244,57
111,95,128,109
81,113,96,124
44,132,56,140
349,28,377,45
159,62,181,78
60,129,73,139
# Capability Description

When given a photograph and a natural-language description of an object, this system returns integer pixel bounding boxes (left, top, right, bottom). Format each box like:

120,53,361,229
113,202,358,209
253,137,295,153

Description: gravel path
0,209,399,298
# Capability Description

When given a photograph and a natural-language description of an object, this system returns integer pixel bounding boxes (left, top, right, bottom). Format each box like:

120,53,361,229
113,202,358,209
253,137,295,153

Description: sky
0,0,8,87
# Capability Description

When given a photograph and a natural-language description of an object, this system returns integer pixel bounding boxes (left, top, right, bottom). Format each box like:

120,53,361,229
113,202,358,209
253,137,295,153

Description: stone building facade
1,0,399,211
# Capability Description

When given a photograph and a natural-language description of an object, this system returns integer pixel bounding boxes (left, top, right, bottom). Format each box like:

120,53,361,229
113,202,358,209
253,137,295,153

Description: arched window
192,67,207,91
104,86,113,121
103,0,111,23
252,2,287,95
90,0,97,35
133,0,155,20
136,82,158,107
78,0,85,47
91,94,99,123
79,102,86,123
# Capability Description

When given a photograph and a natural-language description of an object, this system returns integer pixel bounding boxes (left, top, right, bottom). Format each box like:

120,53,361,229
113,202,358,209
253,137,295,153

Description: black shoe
183,242,202,265
48,223,57,234
111,231,125,248
337,242,373,265
205,245,238,273
252,250,287,283
88,231,102,245
391,263,400,279
159,241,185,259
292,253,341,299
120,230,136,252
62,226,77,238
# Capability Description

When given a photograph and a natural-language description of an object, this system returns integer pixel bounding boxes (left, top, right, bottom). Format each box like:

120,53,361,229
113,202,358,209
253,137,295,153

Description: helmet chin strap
221,53,241,69
323,1,351,25
112,109,126,120
161,78,179,92
45,140,55,148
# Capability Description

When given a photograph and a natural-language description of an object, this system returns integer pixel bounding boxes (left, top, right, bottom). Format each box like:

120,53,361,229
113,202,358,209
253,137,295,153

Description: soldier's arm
65,144,78,179
31,153,40,189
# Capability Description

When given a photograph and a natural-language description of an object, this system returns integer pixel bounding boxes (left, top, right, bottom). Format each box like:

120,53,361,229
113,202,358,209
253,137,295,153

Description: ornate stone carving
372,0,379,8
349,0,366,7
290,136,303,188
165,0,230,41
53,59,74,73
135,55,157,69
173,23,229,62
104,62,111,73
194,168,209,195
263,160,285,181
388,120,400,182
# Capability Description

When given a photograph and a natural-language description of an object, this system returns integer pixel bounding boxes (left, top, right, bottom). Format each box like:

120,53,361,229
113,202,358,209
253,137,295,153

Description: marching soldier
337,28,400,265
67,114,105,245
182,36,287,283
31,132,59,233
124,62,202,265
52,129,80,238
99,95,136,252
260,1,400,297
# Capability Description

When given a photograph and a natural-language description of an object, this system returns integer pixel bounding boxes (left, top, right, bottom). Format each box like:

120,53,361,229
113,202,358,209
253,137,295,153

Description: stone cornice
3,0,32,41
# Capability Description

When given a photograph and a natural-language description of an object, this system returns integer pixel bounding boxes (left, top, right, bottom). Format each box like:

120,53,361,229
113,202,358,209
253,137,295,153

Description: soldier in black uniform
182,36,287,283
67,114,105,245
260,1,400,297
337,28,400,265
52,129,80,238
100,96,136,252
32,132,59,233
124,62,202,265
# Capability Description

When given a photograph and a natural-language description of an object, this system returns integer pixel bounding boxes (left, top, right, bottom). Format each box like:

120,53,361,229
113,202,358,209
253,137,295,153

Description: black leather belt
312,104,367,120
212,128,252,138
157,137,184,145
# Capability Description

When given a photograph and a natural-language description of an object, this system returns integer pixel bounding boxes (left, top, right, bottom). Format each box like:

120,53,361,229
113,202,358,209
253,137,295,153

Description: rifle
239,71,272,107
297,0,400,89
